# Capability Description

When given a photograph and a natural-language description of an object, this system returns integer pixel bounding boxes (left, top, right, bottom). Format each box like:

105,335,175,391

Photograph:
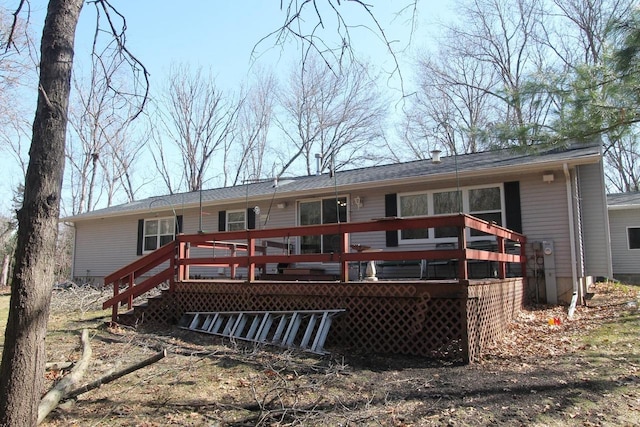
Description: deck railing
103,213,526,322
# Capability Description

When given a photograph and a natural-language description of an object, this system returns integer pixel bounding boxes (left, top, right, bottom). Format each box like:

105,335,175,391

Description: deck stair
178,309,345,354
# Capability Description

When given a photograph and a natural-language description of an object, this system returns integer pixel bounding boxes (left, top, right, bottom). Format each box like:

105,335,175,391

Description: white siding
73,216,141,280
609,208,640,275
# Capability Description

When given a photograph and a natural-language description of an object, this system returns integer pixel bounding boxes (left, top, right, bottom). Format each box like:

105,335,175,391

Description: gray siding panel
519,173,572,278
609,208,640,275
578,162,613,277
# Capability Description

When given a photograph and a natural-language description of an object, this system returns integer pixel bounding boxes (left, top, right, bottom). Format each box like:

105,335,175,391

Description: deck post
497,236,506,279
341,232,349,282
247,236,256,281
127,273,134,309
230,243,237,279
520,241,527,287
458,225,468,280
177,241,188,281
111,279,120,322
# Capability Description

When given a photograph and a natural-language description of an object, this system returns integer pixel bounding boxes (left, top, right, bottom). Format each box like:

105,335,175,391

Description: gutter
564,163,579,318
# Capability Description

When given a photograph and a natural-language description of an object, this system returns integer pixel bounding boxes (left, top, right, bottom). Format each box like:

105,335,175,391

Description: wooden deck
102,214,527,363
121,277,523,363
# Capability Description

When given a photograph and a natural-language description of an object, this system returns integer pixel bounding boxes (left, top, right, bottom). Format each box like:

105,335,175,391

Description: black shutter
218,211,226,231
504,181,522,233
384,193,399,247
137,219,144,255
247,208,256,230
176,215,183,234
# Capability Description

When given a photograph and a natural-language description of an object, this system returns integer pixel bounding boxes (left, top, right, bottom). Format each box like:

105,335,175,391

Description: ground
0,281,639,426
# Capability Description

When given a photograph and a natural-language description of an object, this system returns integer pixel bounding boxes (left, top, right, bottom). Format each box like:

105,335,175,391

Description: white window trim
296,195,350,255
226,209,247,231
143,216,175,253
627,226,640,250
397,184,505,245
296,195,350,226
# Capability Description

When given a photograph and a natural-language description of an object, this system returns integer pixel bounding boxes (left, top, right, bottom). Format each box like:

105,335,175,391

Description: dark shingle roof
608,192,640,208
64,142,602,221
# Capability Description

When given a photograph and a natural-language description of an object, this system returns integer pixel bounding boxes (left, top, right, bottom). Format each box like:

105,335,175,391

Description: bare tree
66,55,144,214
152,64,242,193
0,6,36,187
276,55,388,176
604,133,640,192
227,70,277,186
421,0,554,147
401,46,499,159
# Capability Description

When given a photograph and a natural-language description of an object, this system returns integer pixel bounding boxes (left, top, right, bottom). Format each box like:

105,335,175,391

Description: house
63,142,611,306
62,142,615,362
607,192,640,284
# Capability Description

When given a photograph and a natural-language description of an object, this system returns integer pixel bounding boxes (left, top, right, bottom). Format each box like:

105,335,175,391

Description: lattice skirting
138,279,523,363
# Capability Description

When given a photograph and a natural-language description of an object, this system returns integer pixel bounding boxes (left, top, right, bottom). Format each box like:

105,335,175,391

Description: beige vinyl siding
609,208,640,275
519,171,572,278
72,163,603,287
72,216,141,280
577,162,612,277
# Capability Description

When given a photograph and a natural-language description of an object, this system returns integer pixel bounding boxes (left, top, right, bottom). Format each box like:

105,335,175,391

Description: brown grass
1,281,639,426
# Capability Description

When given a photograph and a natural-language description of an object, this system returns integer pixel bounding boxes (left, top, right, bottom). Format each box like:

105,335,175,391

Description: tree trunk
0,1,84,425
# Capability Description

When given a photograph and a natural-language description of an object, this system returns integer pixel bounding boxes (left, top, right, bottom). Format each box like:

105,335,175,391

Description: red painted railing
103,214,526,322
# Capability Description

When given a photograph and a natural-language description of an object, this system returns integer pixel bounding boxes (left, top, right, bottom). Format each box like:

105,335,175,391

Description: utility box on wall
542,240,557,305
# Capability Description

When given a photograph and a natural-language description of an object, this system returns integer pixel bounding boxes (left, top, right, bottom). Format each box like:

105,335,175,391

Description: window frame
143,216,176,253
397,184,505,244
627,226,640,250
226,209,247,231
297,195,349,254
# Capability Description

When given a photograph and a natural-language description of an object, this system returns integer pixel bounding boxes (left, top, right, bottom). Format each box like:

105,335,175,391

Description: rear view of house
62,142,612,362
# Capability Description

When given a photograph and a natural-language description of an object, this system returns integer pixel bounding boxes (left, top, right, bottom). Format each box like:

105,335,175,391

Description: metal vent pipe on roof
315,153,322,175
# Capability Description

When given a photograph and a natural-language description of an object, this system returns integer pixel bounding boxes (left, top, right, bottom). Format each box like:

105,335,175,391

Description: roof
64,142,602,221
607,192,640,210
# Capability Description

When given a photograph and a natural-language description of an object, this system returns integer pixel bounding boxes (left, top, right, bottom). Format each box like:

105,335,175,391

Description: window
226,210,246,231
397,185,504,242
469,187,502,236
628,227,640,250
299,197,347,253
399,193,429,240
433,190,461,238
143,217,175,252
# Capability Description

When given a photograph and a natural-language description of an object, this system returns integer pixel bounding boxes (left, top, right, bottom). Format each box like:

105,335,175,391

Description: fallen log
65,348,167,400
38,329,92,424
46,361,74,371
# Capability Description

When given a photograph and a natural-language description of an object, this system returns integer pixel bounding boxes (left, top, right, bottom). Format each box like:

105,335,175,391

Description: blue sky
0,1,449,214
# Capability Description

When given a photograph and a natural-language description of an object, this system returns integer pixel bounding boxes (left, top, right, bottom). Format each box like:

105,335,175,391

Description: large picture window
628,227,640,250
144,217,175,252
399,193,429,240
433,190,461,238
299,197,347,253
469,187,502,236
397,185,503,242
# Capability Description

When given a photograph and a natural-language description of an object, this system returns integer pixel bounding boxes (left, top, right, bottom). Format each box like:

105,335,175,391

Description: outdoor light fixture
353,196,363,209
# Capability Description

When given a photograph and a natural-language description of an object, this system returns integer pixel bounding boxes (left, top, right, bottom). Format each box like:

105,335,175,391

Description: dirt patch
2,281,639,426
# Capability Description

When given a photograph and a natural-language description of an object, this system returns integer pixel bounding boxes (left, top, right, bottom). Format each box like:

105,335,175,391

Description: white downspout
564,163,579,318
